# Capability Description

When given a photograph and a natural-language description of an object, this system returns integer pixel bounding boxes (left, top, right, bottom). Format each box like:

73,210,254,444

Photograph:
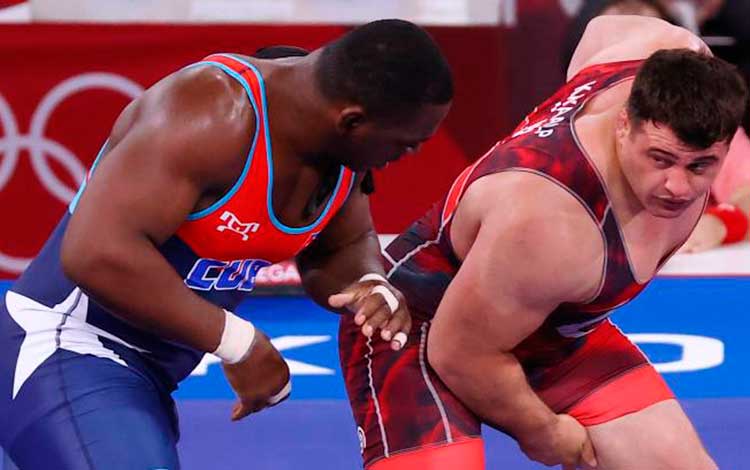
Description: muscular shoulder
453,171,604,303
122,64,255,188
140,65,253,143
568,15,707,80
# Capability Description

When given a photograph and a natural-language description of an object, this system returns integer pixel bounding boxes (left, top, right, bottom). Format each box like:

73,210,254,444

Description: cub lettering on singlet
185,258,271,291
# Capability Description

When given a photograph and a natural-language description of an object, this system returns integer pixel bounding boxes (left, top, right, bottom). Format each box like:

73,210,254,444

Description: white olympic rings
0,72,144,273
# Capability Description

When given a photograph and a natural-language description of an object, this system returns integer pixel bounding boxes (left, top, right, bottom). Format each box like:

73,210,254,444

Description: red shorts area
339,317,673,468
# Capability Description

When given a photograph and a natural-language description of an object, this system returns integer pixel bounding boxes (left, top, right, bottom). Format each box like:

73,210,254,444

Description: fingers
267,380,292,407
581,437,598,468
328,291,359,310
355,293,391,337
230,382,291,421
380,308,411,351
231,400,257,422
333,276,411,350
370,285,399,313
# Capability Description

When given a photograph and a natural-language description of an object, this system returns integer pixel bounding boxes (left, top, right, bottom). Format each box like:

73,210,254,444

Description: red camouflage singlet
384,60,676,388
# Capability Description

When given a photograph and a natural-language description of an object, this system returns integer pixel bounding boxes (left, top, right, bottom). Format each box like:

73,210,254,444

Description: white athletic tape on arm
371,285,399,314
359,273,388,284
267,380,292,406
213,310,256,364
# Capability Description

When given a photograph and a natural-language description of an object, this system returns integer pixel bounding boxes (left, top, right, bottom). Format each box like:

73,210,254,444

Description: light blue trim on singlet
68,141,108,214
342,168,356,201
217,53,348,235
184,60,261,221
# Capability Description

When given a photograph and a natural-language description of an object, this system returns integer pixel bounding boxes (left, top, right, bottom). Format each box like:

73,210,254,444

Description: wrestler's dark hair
627,49,748,148
316,19,453,121
253,45,310,59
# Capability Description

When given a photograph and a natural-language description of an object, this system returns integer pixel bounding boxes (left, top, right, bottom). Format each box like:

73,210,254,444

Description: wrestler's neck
254,53,341,171
578,104,655,225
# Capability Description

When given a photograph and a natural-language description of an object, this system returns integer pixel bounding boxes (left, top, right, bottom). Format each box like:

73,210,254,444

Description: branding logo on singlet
512,80,597,139
216,210,260,241
185,258,271,291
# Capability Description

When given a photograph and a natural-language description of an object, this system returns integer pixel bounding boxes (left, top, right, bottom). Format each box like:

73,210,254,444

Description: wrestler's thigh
587,399,716,470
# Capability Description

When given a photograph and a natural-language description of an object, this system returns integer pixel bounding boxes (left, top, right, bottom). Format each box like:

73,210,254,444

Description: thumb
329,284,371,309
230,401,243,421
328,291,359,308
582,437,598,468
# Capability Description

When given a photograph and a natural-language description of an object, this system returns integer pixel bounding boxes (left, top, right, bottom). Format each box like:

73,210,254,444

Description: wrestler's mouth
655,197,691,211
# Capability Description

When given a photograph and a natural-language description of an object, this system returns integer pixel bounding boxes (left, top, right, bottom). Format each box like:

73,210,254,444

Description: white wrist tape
359,273,388,284
370,285,399,314
213,310,256,364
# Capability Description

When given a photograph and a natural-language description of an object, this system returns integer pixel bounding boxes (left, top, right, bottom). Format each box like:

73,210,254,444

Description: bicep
431,221,561,356
68,126,203,246
431,186,603,356
66,68,251,248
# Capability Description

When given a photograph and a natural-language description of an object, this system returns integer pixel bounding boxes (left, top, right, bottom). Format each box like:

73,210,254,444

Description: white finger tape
371,285,399,314
359,273,388,284
267,380,292,406
392,332,408,349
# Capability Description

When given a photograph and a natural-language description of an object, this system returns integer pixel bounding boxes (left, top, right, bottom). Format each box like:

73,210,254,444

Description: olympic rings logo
0,72,144,273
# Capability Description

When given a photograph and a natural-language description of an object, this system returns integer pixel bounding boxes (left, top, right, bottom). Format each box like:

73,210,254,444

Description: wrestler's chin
646,199,692,219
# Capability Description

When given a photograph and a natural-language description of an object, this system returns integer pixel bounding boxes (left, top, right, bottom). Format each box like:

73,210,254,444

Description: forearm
729,184,750,217
434,349,557,441
62,233,225,353
297,229,384,309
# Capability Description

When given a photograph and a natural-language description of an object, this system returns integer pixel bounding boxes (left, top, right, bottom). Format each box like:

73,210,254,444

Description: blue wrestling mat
2,277,749,469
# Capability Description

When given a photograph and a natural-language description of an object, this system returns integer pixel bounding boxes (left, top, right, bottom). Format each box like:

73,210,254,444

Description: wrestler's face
616,110,730,218
334,102,451,171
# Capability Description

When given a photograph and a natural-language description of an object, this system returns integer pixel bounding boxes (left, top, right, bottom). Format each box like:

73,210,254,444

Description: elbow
60,231,114,289
427,331,466,387
60,230,86,284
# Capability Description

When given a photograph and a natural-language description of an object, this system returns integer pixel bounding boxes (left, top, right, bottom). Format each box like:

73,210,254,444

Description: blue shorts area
0,300,180,470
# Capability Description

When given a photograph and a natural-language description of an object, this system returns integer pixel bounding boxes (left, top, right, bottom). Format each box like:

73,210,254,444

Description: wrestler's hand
678,212,726,254
520,414,597,470
222,330,291,421
328,274,411,351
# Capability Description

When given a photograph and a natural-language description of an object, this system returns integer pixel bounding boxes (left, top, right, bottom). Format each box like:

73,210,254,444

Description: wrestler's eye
687,162,711,175
649,154,672,169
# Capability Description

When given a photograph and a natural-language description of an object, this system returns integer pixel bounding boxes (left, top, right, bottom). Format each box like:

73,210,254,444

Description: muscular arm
296,181,383,309
568,15,710,80
427,172,603,448
61,65,253,353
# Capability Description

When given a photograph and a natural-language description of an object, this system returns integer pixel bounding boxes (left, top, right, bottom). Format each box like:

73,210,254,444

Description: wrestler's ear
616,108,631,140
336,106,366,135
